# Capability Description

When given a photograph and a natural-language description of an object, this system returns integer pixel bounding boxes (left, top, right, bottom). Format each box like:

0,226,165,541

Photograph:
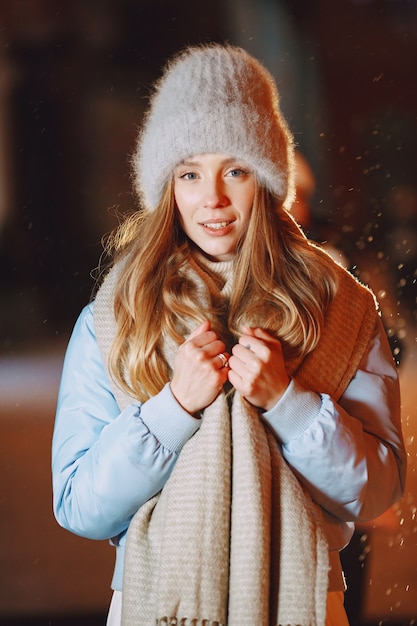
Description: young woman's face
173,153,255,262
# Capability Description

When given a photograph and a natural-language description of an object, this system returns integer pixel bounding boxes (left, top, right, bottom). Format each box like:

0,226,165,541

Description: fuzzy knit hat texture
133,43,295,211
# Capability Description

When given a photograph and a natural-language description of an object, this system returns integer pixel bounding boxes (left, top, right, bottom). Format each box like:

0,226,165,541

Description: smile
201,221,232,230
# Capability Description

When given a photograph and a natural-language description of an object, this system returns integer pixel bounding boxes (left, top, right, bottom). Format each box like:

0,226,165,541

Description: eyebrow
179,156,242,167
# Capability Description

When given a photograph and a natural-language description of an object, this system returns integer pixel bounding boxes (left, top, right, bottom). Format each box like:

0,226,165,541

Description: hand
228,326,290,411
170,320,230,415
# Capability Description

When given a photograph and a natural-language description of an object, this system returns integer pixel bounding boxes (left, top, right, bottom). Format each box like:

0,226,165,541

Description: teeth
203,222,229,229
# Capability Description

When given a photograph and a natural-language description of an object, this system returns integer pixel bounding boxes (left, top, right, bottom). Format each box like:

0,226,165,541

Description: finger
250,327,279,345
200,338,227,360
186,320,211,341
227,354,248,380
239,327,280,354
239,325,256,348
184,321,220,351
215,352,230,369
233,342,256,364
234,333,275,368
238,325,264,353
179,337,227,373
241,325,278,344
237,334,263,356
192,332,224,351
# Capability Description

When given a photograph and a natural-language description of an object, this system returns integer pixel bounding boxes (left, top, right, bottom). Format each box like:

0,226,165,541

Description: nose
202,176,228,209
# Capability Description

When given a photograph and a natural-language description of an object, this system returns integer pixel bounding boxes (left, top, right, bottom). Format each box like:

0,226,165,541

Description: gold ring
217,353,229,368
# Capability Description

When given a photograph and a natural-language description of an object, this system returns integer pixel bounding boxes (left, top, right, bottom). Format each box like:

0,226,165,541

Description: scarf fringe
156,617,223,626
156,617,315,626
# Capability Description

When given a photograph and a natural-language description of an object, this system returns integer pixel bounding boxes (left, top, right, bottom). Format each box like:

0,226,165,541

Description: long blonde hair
102,179,339,401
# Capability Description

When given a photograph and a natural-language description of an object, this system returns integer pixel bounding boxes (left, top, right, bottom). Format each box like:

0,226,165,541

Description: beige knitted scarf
94,251,378,626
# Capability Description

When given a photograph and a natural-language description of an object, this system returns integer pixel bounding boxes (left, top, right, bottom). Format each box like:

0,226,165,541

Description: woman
52,44,406,626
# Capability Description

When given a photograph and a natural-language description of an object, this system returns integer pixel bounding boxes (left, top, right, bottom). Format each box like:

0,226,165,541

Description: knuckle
251,360,262,377
258,345,270,361
194,350,206,365
242,378,256,397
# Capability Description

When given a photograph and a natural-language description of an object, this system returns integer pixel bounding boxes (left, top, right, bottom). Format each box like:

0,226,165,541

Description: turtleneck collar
189,248,235,299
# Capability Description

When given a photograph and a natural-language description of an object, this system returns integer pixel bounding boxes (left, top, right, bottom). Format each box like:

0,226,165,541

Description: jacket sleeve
262,316,406,523
52,304,201,541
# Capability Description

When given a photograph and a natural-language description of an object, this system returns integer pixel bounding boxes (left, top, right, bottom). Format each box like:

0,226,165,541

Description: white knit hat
133,43,295,211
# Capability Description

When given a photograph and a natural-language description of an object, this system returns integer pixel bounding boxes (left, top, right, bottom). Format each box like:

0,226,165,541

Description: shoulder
64,303,98,361
66,302,94,336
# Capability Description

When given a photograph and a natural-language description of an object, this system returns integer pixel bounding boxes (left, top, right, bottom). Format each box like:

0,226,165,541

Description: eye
174,163,200,180
175,170,198,180
180,171,198,181
227,167,249,178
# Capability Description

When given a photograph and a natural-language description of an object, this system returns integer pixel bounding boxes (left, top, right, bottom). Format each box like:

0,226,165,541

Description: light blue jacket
52,303,406,591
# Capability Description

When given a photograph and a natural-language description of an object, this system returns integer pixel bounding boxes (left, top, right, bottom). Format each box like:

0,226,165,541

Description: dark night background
0,1,416,625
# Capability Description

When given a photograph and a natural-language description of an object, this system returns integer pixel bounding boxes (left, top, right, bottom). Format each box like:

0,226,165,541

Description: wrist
263,377,290,412
169,383,201,418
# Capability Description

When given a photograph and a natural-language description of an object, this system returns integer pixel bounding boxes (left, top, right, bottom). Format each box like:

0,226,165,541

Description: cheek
239,182,255,218
241,196,254,223
174,191,187,223
174,188,196,216
173,188,182,211
174,198,193,235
